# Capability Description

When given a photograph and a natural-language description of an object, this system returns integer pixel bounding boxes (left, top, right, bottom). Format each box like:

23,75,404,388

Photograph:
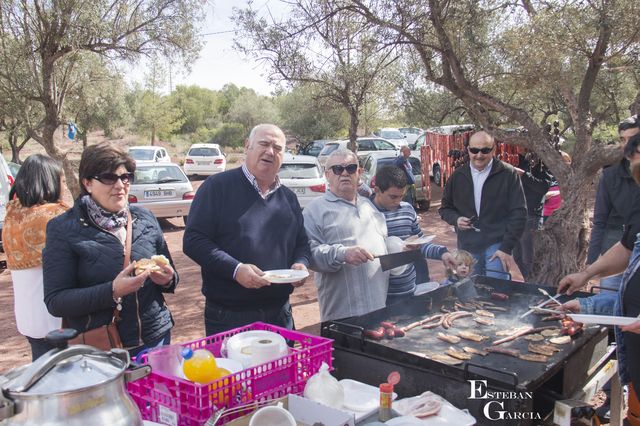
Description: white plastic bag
303,362,345,409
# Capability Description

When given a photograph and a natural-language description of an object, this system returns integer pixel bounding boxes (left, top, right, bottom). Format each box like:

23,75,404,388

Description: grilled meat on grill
437,332,461,344
541,328,561,337
463,347,488,356
474,316,495,326
446,347,473,360
528,343,560,356
475,309,495,318
550,335,572,345
430,354,463,365
442,311,473,329
524,334,545,341
519,354,549,363
457,331,488,342
492,326,557,346
496,326,531,336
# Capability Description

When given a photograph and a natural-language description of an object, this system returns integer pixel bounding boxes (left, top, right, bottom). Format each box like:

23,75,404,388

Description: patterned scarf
81,195,128,231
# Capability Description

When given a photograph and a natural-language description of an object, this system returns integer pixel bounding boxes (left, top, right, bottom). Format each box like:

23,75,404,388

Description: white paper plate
414,282,440,296
263,269,309,284
404,235,436,247
568,314,639,326
386,417,424,425
339,379,397,422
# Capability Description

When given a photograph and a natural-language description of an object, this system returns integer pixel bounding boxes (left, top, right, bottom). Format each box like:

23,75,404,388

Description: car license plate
197,161,212,165
144,190,174,198
294,188,305,195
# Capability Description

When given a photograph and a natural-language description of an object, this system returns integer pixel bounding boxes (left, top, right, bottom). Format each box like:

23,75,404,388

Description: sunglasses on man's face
468,147,494,155
329,164,358,175
91,172,134,185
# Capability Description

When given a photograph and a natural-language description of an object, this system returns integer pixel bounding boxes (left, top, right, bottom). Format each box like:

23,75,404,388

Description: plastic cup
248,403,296,426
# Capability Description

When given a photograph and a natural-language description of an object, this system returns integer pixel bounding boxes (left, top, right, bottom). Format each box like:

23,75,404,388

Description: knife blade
374,249,422,271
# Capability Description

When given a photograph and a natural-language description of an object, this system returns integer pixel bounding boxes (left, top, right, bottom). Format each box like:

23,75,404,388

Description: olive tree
233,0,399,150
0,0,204,195
340,0,640,283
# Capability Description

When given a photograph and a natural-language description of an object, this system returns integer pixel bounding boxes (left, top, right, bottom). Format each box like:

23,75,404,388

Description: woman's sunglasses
329,164,358,175
468,147,493,154
91,172,135,185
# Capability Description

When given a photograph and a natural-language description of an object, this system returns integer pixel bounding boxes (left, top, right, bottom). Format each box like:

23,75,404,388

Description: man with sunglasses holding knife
439,131,526,278
303,148,389,322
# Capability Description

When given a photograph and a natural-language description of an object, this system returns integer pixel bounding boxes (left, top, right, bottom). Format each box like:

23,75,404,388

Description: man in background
439,131,526,278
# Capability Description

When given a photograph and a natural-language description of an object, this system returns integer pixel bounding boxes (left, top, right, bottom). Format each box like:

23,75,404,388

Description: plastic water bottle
181,347,220,384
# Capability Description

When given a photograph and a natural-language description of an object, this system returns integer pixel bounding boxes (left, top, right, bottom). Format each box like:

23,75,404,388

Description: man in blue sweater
183,124,311,335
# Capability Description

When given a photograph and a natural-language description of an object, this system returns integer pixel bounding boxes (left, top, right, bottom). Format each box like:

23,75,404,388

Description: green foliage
227,91,280,133
210,123,246,148
275,84,348,141
169,85,221,133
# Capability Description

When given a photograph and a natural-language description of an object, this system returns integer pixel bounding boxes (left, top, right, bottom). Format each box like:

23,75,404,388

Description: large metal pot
0,330,150,425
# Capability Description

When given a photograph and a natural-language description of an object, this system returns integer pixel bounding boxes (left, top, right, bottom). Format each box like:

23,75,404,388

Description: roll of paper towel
251,337,283,366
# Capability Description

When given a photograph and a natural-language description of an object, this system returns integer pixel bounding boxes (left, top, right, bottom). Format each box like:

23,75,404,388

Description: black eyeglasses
329,164,358,175
468,147,494,155
91,172,134,185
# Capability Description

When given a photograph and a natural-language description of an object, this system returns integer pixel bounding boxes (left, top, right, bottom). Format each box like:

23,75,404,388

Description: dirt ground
0,181,458,371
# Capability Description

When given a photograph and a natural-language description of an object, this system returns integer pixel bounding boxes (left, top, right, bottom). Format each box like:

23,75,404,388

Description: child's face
456,260,470,278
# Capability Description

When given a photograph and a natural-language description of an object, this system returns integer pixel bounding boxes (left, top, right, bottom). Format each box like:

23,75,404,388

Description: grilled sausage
364,327,385,340
385,327,395,339
491,292,509,301
392,327,406,337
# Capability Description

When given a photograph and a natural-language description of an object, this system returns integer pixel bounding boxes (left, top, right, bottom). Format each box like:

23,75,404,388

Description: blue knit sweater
183,167,310,308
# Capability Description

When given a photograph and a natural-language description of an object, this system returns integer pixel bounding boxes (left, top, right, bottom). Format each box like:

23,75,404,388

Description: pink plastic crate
127,322,333,425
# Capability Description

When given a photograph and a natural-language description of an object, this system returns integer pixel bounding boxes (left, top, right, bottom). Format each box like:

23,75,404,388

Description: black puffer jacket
43,201,177,347
439,160,527,254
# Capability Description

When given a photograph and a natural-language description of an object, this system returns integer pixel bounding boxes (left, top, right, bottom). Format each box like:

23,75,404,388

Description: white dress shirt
470,159,493,216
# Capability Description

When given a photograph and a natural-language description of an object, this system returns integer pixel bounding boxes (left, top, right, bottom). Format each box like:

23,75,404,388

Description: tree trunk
151,125,156,146
82,131,88,149
8,132,20,163
37,123,82,198
530,176,591,285
347,110,359,153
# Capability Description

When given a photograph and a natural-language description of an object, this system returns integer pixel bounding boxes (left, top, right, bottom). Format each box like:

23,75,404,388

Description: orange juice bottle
181,347,220,383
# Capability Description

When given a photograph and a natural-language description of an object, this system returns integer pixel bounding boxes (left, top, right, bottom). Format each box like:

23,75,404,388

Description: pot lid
3,347,128,396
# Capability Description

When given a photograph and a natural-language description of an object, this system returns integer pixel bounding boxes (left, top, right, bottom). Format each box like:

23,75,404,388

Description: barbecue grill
322,276,610,425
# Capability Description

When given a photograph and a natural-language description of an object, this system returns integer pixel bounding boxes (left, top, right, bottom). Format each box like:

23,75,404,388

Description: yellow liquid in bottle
182,349,220,384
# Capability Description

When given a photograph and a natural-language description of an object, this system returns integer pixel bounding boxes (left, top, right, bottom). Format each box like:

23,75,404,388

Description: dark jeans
514,215,541,280
27,336,57,361
129,331,171,359
204,300,294,337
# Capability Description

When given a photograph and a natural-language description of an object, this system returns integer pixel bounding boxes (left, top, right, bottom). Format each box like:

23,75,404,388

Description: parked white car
399,127,423,145
317,137,399,169
373,128,409,147
278,154,326,208
128,163,194,225
183,143,226,177
128,146,171,164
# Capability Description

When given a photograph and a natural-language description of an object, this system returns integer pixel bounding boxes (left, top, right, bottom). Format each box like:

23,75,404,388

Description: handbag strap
113,211,133,322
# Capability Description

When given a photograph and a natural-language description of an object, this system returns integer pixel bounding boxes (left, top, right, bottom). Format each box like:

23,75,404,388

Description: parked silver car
360,151,430,210
317,137,399,169
128,163,194,225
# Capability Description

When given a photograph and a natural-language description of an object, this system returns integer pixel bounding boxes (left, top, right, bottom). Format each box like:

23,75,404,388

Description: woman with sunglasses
3,154,68,360
43,143,178,356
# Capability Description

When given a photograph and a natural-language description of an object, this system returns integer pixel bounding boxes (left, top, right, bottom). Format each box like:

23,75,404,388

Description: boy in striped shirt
371,166,456,302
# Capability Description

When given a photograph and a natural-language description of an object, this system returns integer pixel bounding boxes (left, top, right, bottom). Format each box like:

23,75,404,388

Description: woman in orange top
2,154,68,360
